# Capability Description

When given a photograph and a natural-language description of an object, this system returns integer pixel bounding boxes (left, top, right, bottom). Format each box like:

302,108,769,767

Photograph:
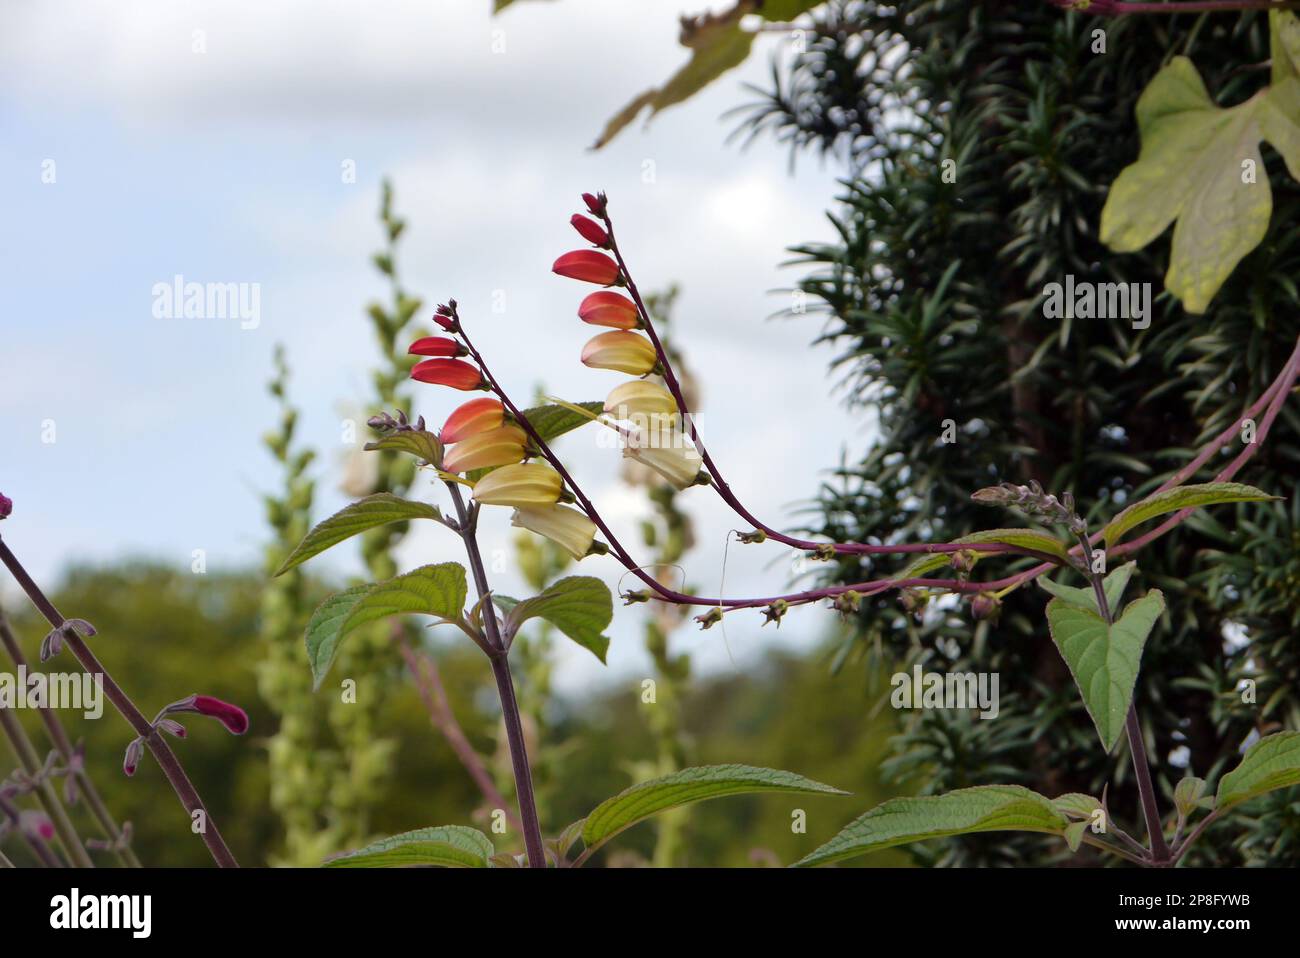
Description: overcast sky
0,0,871,693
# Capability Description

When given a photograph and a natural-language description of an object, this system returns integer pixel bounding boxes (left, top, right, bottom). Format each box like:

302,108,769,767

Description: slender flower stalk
0,536,239,867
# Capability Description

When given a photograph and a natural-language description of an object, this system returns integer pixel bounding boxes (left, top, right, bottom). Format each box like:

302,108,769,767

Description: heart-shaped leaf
506,576,613,663
1046,590,1166,751
1038,563,1136,614
1216,732,1300,811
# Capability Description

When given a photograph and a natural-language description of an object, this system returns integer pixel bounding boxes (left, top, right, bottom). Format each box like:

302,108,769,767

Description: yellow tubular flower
604,379,678,420
442,424,526,474
511,504,597,560
581,330,657,375
472,462,563,507
623,430,703,490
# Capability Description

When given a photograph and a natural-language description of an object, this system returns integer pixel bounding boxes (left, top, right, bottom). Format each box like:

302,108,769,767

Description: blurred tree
735,0,1300,865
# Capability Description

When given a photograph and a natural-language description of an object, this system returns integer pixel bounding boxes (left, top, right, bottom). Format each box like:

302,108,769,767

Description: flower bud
511,504,598,560
578,291,640,329
621,430,703,490
123,738,143,777
582,330,658,375
411,358,485,391
472,463,564,508
156,718,187,739
553,250,621,286
604,380,677,419
582,192,607,216
970,593,1001,622
762,600,788,627
443,424,527,473
831,590,862,615
570,214,610,248
190,695,250,735
695,607,724,630
19,810,55,842
0,492,11,520
441,397,505,443
408,336,467,358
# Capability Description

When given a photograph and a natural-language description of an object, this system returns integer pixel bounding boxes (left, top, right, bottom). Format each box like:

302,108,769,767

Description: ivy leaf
274,493,443,576
1100,48,1300,313
1216,732,1300,810
323,825,493,868
1046,590,1166,751
793,785,1069,868
1101,482,1277,549
1038,563,1137,614
506,576,613,663
305,564,467,689
363,429,443,467
582,764,846,853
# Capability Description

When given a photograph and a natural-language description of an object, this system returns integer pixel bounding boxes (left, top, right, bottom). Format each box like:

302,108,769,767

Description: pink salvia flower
191,695,250,735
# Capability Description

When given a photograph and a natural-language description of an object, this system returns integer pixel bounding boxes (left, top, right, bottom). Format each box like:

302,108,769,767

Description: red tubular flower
442,397,505,443
582,192,606,216
552,250,621,286
0,492,11,519
571,214,609,248
191,695,250,735
411,358,485,390
433,313,457,332
578,291,640,329
408,336,466,358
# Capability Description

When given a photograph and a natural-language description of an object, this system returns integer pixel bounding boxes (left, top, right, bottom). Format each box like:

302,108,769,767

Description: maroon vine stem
0,535,239,868
444,481,547,867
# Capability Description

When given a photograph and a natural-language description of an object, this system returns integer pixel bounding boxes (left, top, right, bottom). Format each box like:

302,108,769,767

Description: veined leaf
363,429,444,467
323,825,493,868
582,764,846,852
1100,37,1300,313
793,785,1069,867
1101,483,1277,549
516,401,604,443
892,528,1071,581
1216,732,1300,810
506,576,612,663
275,493,443,576
1052,792,1103,820
1046,590,1165,751
1174,776,1212,818
306,564,467,688
1038,563,1136,614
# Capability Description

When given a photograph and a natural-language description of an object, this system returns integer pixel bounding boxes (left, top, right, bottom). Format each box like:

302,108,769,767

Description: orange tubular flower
408,336,467,358
411,358,485,390
552,250,621,286
441,397,505,443
443,424,527,473
581,330,658,375
578,291,640,329
570,214,610,248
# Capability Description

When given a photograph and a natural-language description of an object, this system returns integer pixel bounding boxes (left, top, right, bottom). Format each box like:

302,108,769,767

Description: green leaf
275,493,443,576
1038,563,1137,614
1052,792,1103,820
1064,821,1088,853
306,564,467,688
793,785,1069,868
582,764,846,852
323,825,493,868
516,401,603,443
892,528,1071,581
363,429,444,467
1174,776,1212,819
1101,483,1277,549
1216,732,1300,810
304,586,369,691
1100,49,1300,313
506,576,613,663
1046,590,1166,751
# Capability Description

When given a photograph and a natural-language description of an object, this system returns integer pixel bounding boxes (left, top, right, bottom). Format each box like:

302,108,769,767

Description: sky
0,0,872,694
